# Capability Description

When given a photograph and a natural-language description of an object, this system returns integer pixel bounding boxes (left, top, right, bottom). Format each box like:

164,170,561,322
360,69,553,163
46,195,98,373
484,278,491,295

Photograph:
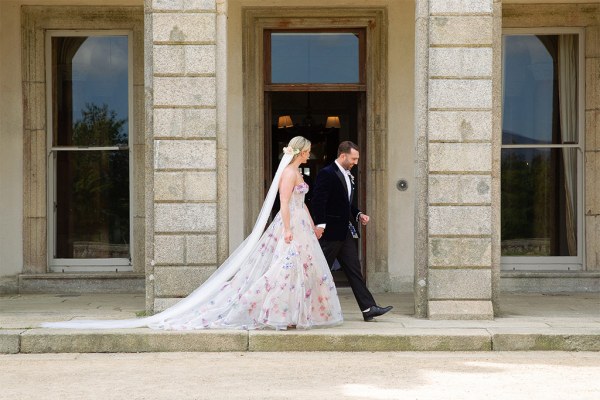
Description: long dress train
41,153,343,330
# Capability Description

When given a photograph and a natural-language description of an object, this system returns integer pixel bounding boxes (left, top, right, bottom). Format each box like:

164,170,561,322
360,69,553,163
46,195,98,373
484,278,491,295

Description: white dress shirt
335,160,352,200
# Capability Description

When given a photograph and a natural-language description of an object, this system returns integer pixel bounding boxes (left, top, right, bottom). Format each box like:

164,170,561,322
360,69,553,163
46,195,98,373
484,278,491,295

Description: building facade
0,0,598,319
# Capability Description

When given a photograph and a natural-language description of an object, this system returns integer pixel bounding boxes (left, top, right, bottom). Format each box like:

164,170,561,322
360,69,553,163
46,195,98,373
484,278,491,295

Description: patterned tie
348,222,359,239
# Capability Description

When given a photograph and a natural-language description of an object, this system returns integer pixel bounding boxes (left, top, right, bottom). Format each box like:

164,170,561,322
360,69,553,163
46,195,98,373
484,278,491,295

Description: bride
42,136,343,330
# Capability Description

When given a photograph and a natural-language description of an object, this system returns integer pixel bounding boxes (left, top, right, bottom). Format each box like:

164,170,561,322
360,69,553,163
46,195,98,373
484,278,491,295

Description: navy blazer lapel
333,167,349,202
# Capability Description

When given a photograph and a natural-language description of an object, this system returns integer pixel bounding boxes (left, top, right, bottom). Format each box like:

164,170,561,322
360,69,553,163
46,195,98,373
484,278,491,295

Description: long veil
42,153,295,329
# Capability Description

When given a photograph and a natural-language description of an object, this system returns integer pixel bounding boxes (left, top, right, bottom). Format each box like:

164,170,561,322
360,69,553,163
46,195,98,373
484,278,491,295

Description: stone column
585,7,600,272
145,0,221,312
417,0,499,319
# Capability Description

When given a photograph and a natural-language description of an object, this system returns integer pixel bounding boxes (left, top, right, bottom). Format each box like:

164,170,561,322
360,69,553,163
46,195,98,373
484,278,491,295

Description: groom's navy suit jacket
311,163,361,242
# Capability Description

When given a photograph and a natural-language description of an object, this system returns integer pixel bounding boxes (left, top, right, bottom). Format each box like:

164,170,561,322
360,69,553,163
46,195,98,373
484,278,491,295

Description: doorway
242,8,388,292
266,91,366,285
262,29,368,286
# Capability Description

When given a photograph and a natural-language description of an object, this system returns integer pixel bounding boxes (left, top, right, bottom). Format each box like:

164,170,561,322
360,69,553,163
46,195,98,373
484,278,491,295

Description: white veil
42,152,295,329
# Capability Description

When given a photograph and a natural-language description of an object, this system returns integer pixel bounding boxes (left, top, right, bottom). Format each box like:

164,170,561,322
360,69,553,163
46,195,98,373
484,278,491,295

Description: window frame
263,28,367,92
500,27,585,271
45,30,134,272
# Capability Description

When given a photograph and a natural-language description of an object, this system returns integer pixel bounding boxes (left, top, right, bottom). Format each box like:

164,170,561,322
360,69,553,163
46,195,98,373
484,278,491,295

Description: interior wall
227,0,416,291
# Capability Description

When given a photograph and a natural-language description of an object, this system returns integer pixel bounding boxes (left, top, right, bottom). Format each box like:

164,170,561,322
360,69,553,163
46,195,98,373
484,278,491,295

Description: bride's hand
284,229,293,244
314,226,324,239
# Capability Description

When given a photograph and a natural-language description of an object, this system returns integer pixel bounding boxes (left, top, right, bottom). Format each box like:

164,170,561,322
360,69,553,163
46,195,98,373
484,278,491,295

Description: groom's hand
284,229,293,244
359,214,370,226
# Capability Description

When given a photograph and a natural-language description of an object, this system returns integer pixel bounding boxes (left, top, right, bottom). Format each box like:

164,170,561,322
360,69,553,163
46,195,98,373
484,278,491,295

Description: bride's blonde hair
287,136,311,161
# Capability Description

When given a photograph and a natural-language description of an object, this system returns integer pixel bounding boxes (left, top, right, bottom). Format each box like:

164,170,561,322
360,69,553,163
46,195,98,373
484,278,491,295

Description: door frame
242,7,388,285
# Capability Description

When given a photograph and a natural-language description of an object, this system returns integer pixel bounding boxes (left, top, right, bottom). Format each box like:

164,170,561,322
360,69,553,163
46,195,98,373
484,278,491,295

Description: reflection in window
501,34,579,257
270,33,360,83
52,36,129,146
502,35,578,145
51,35,130,259
501,148,576,256
55,150,129,259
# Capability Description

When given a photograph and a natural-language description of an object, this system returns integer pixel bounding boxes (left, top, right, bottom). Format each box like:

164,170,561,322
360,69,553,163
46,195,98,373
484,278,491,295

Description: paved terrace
1,290,598,353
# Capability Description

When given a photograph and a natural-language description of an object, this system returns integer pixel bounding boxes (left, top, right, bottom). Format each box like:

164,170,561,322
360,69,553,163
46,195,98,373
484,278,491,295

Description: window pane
52,36,129,146
55,151,130,258
501,148,577,256
271,33,360,83
502,35,578,145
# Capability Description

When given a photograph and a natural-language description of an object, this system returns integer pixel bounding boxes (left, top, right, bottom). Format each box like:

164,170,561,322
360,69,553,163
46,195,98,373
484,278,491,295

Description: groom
311,141,393,321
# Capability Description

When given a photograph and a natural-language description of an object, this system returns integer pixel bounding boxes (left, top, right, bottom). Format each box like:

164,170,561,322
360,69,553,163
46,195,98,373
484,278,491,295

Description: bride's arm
279,168,296,243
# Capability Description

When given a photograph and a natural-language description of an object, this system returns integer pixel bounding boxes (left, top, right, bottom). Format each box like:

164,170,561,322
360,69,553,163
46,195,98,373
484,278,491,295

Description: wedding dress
42,152,343,330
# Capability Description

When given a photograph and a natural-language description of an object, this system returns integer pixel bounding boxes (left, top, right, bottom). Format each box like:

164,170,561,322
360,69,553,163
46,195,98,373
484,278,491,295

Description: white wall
386,0,416,291
0,1,24,277
227,0,416,291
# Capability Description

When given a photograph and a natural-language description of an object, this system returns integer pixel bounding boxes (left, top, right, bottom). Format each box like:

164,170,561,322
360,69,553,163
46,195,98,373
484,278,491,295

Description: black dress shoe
362,305,393,321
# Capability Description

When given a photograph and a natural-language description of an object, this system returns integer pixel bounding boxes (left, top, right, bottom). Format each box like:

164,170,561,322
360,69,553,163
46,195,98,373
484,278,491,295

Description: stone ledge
0,330,22,354
500,272,600,293
491,330,600,351
19,329,247,353
18,274,145,294
249,330,492,351
3,328,600,353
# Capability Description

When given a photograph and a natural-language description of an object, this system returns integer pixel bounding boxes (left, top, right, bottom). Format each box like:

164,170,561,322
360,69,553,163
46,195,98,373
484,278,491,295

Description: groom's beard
339,159,352,171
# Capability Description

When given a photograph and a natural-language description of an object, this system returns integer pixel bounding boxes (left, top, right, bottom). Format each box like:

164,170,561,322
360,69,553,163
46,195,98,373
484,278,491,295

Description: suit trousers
320,231,376,311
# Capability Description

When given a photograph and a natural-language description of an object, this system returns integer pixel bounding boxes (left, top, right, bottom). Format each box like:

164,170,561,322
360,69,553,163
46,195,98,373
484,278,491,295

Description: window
501,30,584,270
47,32,132,272
264,29,366,90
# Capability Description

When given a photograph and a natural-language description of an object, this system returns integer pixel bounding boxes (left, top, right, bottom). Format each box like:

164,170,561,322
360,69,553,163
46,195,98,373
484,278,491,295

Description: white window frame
45,30,134,272
501,27,585,271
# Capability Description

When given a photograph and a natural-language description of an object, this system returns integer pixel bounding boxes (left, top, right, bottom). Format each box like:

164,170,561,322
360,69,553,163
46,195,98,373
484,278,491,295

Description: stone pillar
585,7,600,272
145,0,221,312
417,0,499,319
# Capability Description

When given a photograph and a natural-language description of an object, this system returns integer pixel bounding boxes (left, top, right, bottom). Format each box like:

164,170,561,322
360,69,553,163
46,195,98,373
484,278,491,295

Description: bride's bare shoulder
282,165,297,177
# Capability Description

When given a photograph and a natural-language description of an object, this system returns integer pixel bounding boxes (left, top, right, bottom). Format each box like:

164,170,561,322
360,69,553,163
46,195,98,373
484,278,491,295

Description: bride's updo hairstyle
286,136,311,162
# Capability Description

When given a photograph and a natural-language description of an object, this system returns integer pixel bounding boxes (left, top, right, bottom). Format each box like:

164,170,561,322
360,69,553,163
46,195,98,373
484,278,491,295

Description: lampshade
278,115,293,128
325,116,341,129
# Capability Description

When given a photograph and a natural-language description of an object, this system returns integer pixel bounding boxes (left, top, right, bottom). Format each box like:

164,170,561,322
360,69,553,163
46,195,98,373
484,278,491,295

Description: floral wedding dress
155,182,343,330
42,153,343,330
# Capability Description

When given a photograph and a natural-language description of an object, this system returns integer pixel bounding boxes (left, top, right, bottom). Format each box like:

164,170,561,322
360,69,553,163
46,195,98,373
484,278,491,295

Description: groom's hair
338,141,359,157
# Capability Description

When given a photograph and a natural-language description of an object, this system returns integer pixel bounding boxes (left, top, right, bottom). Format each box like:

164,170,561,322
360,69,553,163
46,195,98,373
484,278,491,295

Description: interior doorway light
278,115,294,128
325,116,341,128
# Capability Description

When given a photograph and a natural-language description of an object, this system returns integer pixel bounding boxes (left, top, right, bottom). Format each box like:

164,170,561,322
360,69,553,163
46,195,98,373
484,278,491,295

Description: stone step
2,328,599,354
18,273,145,294
500,271,600,293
